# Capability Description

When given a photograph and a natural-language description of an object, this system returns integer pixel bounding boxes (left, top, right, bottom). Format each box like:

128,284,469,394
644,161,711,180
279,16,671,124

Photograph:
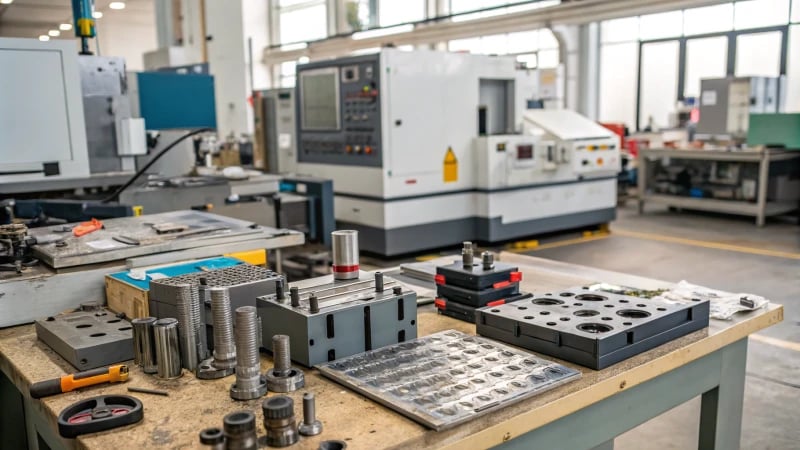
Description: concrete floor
525,205,800,450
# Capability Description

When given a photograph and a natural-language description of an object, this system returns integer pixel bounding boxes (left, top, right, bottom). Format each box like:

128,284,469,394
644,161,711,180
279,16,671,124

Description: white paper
701,90,717,106
278,133,291,149
85,239,123,250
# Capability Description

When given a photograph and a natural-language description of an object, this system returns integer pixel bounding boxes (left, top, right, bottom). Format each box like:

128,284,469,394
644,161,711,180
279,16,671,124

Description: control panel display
300,68,340,130
297,54,382,168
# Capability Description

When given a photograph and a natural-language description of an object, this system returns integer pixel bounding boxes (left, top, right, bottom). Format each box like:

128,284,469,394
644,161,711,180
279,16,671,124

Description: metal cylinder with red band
332,230,360,280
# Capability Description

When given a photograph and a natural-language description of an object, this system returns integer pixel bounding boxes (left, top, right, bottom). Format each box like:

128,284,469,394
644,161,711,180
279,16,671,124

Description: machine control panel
297,54,383,167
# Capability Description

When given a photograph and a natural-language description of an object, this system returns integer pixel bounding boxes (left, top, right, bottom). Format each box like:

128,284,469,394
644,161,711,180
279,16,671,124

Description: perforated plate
316,330,580,430
476,288,710,369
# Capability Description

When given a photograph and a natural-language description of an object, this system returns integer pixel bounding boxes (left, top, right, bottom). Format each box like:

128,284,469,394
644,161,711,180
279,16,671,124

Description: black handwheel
57,395,144,438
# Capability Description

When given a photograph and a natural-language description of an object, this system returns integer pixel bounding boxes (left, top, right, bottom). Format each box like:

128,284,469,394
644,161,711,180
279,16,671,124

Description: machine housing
295,49,619,255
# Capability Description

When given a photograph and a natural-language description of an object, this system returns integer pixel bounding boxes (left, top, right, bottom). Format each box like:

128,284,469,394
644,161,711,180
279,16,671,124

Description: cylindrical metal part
199,427,225,450
262,396,299,447
374,272,384,293
223,411,258,450
174,283,201,371
153,318,182,379
309,293,319,314
230,306,266,400
272,335,292,377
210,287,236,369
131,317,157,374
299,391,323,436
482,251,494,270
303,392,316,425
276,278,286,302
332,230,359,280
462,241,474,268
290,287,300,308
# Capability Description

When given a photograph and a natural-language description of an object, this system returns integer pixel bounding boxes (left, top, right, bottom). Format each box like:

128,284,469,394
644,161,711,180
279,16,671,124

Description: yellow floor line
750,333,800,352
508,233,610,253
613,228,800,260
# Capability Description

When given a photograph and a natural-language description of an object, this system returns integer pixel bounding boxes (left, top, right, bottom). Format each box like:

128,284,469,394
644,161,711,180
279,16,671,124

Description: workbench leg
698,338,747,450
755,151,770,227
0,370,28,449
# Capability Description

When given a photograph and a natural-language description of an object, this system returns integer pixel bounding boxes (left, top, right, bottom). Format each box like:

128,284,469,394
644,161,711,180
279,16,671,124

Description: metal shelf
641,194,797,217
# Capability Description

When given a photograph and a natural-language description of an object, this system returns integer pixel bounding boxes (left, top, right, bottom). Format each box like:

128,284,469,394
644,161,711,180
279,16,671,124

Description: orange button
597,157,604,165
345,145,353,153
365,146,373,154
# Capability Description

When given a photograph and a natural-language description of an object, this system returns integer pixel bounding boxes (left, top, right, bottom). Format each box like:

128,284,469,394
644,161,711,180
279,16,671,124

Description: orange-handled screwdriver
30,365,129,399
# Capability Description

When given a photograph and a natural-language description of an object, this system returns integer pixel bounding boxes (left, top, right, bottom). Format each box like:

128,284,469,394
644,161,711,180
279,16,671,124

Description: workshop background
0,0,798,449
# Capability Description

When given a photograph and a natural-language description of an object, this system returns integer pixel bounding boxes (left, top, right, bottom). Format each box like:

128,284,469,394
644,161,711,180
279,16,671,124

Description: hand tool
72,218,104,237
30,365,129,399
57,395,143,438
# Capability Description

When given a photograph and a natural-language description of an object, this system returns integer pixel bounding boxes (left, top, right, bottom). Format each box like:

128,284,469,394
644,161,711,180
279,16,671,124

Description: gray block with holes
256,272,418,367
476,288,710,370
34,308,134,370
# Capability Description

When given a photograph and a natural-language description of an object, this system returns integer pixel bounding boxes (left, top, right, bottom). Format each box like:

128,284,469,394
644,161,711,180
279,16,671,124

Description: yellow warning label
443,147,458,183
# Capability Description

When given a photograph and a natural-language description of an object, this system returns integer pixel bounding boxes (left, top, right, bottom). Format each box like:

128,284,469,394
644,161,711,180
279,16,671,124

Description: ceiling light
279,42,308,51
59,23,72,31
298,56,310,64
93,11,103,18
38,35,50,41
48,29,60,37
109,2,125,10
0,0,14,5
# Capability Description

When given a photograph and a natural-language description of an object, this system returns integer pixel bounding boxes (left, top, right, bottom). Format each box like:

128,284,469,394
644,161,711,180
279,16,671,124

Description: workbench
637,147,800,226
0,252,782,450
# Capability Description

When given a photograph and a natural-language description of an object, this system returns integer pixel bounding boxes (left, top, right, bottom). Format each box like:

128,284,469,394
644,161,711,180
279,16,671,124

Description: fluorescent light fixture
352,24,414,40
38,35,50,41
109,2,125,10
48,29,60,37
0,0,14,5
59,23,73,31
298,56,310,64
279,42,308,51
93,11,103,18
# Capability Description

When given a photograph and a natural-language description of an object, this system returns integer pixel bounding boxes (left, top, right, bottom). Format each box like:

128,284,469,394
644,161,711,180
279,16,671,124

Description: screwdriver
30,364,129,399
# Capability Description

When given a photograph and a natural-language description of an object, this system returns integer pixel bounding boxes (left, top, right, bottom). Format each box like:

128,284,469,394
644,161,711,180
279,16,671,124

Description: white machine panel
0,38,90,182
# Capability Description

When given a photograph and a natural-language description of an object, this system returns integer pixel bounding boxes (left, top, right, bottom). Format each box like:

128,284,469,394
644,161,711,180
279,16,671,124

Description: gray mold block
34,309,134,370
476,288,710,370
257,274,418,367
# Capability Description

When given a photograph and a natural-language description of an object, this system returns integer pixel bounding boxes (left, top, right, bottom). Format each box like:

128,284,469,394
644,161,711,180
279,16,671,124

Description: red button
493,280,511,289
365,146,373,154
509,271,522,282
434,298,446,309
434,274,445,285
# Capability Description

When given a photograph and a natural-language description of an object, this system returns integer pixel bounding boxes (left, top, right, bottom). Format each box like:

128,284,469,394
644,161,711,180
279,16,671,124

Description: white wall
95,6,158,71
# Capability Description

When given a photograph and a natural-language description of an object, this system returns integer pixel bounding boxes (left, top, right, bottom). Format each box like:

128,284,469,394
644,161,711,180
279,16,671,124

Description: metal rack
637,148,800,226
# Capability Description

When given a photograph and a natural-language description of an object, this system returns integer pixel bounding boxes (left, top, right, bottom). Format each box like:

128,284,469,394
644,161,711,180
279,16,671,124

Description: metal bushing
223,410,257,450
199,427,225,450
262,396,298,447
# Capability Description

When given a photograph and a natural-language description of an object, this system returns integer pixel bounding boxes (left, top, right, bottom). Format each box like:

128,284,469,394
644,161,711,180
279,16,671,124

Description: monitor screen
300,69,340,130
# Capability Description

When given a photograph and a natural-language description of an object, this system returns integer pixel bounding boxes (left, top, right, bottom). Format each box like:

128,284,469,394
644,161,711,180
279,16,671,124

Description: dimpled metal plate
316,330,580,430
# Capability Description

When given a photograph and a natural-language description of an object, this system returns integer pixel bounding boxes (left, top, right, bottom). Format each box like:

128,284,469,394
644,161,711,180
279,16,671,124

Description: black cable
101,127,213,203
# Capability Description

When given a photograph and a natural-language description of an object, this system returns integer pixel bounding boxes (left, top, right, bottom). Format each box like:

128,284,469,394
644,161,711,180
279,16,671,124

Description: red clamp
434,298,446,309
434,274,446,285
486,299,506,307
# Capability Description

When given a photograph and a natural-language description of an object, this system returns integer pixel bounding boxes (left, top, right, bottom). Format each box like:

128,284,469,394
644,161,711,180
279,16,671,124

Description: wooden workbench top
0,253,784,450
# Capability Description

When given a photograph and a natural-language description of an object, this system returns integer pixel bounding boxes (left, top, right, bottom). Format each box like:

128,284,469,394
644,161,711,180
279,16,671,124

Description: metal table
637,148,800,226
0,252,783,449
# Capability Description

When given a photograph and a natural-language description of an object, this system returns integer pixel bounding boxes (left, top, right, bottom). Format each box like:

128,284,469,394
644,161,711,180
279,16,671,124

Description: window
447,29,558,67
793,0,800,21
599,42,638,127
451,0,560,22
601,17,639,43
787,25,800,111
278,1,327,44
280,61,297,88
639,11,683,40
734,0,790,29
684,37,728,98
379,0,425,26
639,41,680,129
683,3,734,35
735,31,783,76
